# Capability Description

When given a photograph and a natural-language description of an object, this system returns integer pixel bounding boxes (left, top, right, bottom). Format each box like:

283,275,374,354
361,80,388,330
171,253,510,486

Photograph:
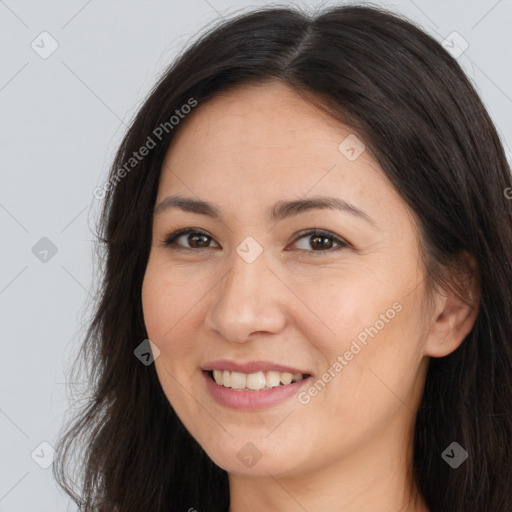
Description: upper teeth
212,370,305,390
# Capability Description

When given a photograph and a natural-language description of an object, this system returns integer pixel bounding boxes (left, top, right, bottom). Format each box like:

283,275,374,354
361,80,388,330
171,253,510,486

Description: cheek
331,300,425,429
141,262,207,405
141,260,198,342
142,267,201,420
141,271,166,342
289,265,424,409
286,264,401,353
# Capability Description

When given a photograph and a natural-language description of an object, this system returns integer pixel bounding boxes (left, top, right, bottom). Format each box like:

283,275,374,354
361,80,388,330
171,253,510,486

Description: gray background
1,0,511,510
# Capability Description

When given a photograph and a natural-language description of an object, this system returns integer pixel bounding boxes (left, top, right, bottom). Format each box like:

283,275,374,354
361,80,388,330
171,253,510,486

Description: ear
424,252,480,358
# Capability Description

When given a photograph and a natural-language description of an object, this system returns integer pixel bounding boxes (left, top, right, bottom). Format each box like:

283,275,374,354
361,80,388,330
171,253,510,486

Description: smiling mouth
204,369,311,391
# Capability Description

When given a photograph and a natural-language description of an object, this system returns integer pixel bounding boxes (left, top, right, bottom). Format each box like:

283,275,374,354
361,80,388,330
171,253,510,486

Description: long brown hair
53,4,512,511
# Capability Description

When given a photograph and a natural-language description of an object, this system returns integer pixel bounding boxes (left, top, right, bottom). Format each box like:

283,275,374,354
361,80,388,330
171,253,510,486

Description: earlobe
424,253,480,358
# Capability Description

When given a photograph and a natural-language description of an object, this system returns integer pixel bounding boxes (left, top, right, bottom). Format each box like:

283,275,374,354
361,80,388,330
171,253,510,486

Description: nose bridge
205,243,286,342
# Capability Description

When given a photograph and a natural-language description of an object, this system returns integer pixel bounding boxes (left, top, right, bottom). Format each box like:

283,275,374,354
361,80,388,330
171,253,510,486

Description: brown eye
186,233,211,248
163,228,219,250
289,229,350,255
309,234,334,250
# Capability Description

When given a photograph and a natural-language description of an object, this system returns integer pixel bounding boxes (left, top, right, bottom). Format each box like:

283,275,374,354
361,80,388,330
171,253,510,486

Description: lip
202,359,311,375
202,370,312,411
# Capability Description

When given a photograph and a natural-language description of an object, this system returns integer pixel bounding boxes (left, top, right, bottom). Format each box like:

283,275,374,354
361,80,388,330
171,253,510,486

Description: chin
198,434,309,478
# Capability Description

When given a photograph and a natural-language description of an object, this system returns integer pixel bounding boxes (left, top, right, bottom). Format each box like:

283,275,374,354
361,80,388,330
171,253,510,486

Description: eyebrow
153,194,376,227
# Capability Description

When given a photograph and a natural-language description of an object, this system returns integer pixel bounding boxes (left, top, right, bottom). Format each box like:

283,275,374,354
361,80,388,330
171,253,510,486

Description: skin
141,82,479,512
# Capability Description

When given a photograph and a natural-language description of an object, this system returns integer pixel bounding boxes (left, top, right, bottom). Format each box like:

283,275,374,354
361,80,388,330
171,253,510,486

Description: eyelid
289,228,351,249
163,227,219,249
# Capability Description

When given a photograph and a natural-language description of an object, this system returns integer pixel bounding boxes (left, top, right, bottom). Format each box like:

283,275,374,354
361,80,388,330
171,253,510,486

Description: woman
53,4,512,511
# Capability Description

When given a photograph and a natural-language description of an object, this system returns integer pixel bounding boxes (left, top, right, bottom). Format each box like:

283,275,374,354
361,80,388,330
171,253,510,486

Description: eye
162,227,350,255
163,228,219,251
287,229,350,255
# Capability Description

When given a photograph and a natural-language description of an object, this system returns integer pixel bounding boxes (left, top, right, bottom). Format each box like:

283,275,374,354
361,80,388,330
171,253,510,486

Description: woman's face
142,82,433,479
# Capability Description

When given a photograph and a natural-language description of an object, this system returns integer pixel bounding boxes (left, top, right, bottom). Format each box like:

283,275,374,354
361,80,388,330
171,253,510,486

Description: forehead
167,82,351,162
156,82,411,232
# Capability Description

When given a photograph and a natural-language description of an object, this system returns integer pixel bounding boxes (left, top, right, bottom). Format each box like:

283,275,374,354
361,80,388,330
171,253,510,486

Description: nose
204,247,287,343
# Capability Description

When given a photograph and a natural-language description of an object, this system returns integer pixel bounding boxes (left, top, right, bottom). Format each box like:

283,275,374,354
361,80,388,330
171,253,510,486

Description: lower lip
202,370,312,411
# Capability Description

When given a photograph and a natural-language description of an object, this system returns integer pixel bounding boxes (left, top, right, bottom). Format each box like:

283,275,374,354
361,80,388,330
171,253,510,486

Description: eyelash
162,228,350,256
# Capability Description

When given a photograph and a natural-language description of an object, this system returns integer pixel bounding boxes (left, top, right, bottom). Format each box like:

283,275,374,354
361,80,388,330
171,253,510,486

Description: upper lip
202,359,312,376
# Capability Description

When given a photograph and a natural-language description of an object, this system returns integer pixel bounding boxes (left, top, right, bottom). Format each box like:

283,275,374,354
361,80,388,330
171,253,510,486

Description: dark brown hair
53,4,512,511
